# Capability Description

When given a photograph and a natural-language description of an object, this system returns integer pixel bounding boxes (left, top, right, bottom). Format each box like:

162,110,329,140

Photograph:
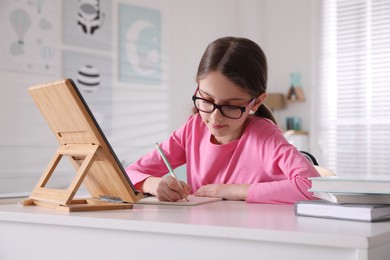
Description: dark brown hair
196,36,276,124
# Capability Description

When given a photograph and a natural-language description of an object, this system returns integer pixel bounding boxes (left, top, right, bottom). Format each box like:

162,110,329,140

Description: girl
126,36,320,204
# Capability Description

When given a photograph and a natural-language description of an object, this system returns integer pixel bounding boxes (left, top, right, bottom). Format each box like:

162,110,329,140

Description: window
317,0,390,175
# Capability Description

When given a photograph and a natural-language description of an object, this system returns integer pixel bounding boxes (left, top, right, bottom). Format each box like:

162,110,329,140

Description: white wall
263,0,315,132
0,0,317,194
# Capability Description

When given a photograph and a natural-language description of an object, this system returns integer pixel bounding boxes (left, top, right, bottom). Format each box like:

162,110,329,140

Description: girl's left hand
194,184,249,201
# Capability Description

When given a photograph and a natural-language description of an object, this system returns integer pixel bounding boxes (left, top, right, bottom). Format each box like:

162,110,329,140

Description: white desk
1,199,390,260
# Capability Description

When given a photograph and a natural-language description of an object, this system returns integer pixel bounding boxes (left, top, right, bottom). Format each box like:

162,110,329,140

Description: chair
300,151,318,166
300,151,335,177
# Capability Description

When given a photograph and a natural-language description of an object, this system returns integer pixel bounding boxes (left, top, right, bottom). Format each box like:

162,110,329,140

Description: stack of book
294,175,390,222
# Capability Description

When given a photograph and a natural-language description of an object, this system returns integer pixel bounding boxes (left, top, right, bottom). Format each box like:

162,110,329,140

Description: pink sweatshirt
126,114,320,204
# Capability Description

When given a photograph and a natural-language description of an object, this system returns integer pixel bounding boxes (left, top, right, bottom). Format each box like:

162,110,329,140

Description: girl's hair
196,36,276,124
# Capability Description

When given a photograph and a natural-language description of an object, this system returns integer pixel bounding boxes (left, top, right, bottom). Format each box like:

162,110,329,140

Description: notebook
136,195,222,206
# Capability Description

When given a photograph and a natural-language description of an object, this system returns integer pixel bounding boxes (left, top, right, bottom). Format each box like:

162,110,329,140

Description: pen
155,143,189,202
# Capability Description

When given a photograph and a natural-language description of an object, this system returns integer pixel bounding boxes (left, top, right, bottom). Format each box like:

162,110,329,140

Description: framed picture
0,0,60,74
63,0,112,50
63,50,113,135
118,3,162,85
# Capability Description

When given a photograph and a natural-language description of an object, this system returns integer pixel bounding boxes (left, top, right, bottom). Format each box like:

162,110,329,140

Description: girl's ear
251,93,267,112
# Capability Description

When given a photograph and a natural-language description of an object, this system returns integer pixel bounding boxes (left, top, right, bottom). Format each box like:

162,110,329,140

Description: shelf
286,86,305,102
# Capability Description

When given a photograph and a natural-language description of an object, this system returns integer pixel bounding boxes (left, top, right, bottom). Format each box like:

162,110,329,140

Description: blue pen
155,143,189,202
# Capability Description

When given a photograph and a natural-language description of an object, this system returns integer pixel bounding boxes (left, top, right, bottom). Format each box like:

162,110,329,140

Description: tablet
27,79,142,211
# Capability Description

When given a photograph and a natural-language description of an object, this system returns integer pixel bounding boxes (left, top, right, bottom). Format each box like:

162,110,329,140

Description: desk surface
1,198,390,251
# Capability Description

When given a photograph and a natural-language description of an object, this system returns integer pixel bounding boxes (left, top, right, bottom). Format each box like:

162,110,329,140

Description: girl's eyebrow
199,88,247,101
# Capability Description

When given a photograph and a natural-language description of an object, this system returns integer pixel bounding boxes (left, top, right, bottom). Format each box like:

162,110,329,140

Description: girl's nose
209,107,224,121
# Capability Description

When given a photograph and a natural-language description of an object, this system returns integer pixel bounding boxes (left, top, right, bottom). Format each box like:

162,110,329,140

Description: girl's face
197,71,265,144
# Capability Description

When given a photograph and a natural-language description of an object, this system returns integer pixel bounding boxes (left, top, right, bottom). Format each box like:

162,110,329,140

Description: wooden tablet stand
24,79,143,212
22,144,133,212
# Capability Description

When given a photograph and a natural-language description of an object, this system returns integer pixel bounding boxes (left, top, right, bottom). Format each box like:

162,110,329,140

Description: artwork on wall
118,3,162,85
63,50,113,135
0,0,60,74
63,0,112,50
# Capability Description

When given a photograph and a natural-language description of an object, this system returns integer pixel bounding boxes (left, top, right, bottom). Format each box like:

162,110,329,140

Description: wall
262,0,316,134
0,0,316,194
262,0,317,156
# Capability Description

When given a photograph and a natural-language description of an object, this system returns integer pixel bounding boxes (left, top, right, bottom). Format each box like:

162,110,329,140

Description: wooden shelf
286,86,305,102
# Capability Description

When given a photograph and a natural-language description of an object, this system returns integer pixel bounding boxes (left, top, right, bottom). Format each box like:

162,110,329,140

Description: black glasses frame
192,95,253,119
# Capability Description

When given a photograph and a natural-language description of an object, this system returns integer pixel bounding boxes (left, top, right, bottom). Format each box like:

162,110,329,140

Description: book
313,191,390,204
136,195,222,206
309,175,390,194
295,200,390,222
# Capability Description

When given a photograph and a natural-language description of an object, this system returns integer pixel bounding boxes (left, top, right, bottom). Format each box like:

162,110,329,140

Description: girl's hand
194,184,249,201
142,176,191,202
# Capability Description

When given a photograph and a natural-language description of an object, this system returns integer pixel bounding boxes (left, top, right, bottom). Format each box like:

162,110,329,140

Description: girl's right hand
143,176,191,202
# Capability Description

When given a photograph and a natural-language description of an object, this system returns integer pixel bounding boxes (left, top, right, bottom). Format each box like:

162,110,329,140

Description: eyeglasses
192,95,254,119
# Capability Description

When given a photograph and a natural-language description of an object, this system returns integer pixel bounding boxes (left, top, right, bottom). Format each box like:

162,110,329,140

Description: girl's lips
212,124,225,129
